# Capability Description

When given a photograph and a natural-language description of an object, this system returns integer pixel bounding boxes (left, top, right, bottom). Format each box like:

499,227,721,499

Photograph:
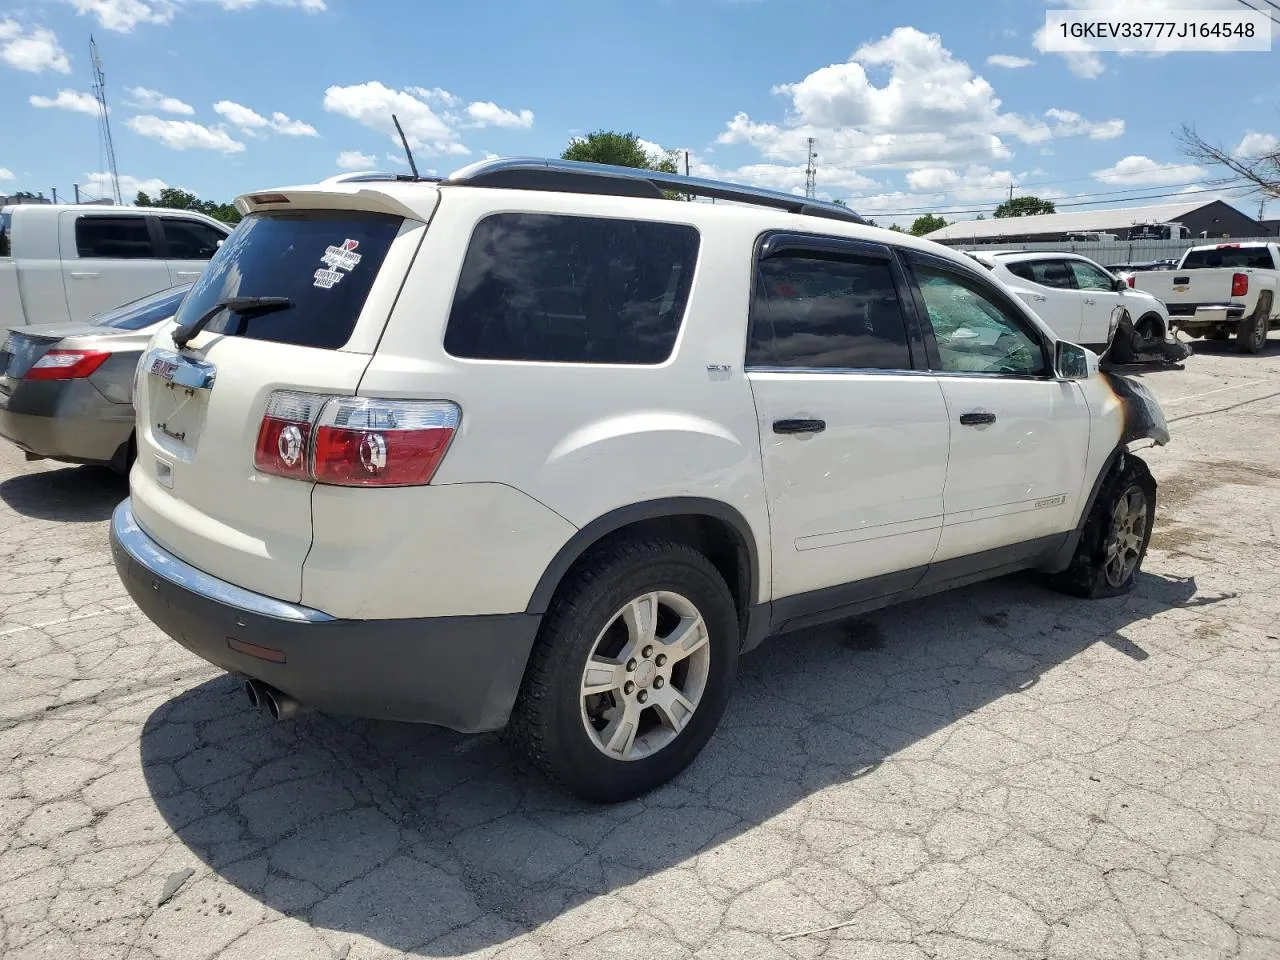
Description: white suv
964,250,1172,348
110,159,1169,802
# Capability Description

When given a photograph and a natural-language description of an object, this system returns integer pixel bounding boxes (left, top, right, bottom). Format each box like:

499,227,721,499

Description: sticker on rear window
314,238,363,289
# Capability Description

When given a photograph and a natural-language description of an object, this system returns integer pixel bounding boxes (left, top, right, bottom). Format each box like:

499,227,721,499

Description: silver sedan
0,284,191,473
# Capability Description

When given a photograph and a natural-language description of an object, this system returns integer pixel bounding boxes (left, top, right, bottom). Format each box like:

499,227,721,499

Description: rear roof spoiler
234,184,437,221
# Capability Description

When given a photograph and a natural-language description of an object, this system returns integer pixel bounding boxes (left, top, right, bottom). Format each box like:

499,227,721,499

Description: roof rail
441,157,868,225
322,171,442,185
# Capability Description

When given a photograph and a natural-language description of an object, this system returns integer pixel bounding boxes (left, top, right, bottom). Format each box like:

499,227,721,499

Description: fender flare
524,497,762,618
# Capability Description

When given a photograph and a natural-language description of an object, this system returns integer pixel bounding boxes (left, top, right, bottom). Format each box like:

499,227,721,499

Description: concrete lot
2,340,1279,960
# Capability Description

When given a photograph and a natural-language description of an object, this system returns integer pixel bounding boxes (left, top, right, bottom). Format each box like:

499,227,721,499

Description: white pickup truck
1131,242,1280,354
0,204,231,332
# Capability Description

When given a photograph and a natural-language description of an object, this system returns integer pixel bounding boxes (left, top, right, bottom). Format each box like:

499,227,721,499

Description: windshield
173,210,403,350
91,284,193,330
1182,247,1276,270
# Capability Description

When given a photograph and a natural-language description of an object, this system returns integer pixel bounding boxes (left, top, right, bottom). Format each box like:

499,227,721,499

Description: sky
2,0,1278,226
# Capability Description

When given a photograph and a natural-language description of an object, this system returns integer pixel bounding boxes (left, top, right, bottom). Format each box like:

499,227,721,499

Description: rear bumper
110,499,543,732
0,379,133,464
1167,303,1247,325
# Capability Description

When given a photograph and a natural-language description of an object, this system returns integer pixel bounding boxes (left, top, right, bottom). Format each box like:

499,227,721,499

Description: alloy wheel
1104,486,1148,587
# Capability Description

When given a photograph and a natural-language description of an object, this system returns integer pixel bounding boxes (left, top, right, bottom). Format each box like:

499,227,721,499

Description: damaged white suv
111,159,1169,802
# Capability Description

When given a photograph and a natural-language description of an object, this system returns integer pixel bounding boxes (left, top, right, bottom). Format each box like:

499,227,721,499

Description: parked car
0,204,228,331
964,250,1173,348
1130,242,1280,353
110,158,1170,802
0,284,192,472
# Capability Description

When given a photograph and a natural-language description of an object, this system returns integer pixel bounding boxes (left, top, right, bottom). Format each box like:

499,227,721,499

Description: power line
1235,0,1280,27
863,181,1260,219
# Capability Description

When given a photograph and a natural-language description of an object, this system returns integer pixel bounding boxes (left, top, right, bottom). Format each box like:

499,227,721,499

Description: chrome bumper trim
111,499,334,623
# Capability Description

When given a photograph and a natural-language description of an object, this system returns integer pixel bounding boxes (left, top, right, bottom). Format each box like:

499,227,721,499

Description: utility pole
51,187,58,204
804,138,818,199
684,150,690,178
74,183,81,203
90,36,122,205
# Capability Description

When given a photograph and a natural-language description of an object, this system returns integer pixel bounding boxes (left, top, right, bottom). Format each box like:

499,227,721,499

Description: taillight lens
254,391,326,480
1126,276,1135,288
254,391,460,487
25,349,111,381
1231,272,1249,298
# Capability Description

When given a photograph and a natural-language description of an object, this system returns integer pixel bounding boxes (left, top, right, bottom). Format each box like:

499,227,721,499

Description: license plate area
144,348,216,456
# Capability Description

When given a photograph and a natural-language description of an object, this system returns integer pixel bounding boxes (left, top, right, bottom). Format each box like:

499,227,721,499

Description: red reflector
227,637,286,663
1126,276,1135,287
1231,272,1249,298
24,349,111,381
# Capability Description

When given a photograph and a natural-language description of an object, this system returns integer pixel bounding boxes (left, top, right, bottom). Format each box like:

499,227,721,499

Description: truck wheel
508,539,739,803
1237,294,1271,354
1050,454,1156,600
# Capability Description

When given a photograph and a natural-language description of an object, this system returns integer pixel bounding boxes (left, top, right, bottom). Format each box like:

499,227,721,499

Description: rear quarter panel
344,189,773,612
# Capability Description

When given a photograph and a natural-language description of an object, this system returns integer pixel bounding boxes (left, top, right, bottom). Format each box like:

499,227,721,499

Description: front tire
1050,454,1156,599
508,539,739,803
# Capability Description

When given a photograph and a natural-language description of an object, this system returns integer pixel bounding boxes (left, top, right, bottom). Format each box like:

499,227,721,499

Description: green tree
562,130,688,199
136,187,242,225
910,213,947,236
993,195,1056,218
888,223,906,233
832,198,848,207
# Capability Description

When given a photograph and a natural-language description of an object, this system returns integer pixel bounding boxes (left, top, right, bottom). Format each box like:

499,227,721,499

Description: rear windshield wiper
172,297,293,350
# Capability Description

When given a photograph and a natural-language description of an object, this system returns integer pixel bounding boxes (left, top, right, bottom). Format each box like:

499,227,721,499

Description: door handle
1031,294,1048,302
1083,298,1096,305
175,271,202,278
959,412,997,426
69,272,100,279
773,418,826,435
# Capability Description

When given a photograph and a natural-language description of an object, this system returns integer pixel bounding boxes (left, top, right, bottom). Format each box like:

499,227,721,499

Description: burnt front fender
1104,373,1170,446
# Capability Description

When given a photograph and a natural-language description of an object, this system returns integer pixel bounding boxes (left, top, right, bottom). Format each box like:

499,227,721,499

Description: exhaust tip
244,679,262,710
262,686,299,721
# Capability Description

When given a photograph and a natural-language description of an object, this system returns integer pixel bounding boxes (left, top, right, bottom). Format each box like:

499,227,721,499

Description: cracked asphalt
2,339,1279,960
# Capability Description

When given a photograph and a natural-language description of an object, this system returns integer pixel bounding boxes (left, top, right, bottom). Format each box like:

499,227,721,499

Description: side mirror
1055,340,1090,380
1112,277,1128,292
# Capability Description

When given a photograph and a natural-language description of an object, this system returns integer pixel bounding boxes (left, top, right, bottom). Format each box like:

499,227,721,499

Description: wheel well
1136,312,1163,336
527,508,756,631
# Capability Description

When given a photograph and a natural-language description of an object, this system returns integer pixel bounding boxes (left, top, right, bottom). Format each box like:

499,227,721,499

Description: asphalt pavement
2,338,1279,960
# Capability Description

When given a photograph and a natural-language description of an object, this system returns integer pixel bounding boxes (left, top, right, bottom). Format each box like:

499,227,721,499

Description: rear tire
508,539,739,803
1050,454,1156,599
1237,295,1271,354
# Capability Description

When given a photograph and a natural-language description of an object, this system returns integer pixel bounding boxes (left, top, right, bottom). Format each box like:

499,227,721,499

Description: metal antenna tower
90,36,122,205
804,137,818,198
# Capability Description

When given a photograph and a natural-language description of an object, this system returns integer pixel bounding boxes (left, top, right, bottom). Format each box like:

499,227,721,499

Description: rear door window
173,210,402,350
444,213,700,364
1006,259,1076,289
75,216,157,259
748,254,913,370
161,218,227,259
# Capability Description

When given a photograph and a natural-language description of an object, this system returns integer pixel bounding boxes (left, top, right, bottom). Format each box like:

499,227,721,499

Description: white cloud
85,170,169,199
464,100,534,129
213,100,315,136
0,168,15,181
408,86,459,107
385,151,408,167
126,86,193,114
66,0,323,33
269,112,317,136
324,81,469,156
716,28,1123,171
29,89,100,115
0,19,72,73
336,149,376,170
213,99,269,131
986,54,1034,69
1091,155,1207,186
1234,131,1279,158
126,115,246,153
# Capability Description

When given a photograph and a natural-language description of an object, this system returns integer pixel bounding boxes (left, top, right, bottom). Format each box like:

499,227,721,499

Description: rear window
91,284,192,330
444,212,700,364
1006,259,1075,289
0,212,10,257
76,216,157,259
1181,246,1276,270
174,210,402,350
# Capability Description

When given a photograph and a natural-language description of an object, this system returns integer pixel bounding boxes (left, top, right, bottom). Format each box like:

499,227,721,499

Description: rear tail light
25,349,111,381
1126,276,1135,288
1231,273,1249,298
254,391,460,487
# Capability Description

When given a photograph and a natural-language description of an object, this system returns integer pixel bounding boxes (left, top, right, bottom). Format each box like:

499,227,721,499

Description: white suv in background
110,159,1170,802
965,250,1172,349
